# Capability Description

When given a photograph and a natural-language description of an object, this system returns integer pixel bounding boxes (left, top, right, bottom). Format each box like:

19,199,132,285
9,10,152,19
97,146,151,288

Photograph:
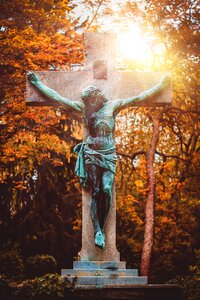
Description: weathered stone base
61,261,147,288
64,285,183,300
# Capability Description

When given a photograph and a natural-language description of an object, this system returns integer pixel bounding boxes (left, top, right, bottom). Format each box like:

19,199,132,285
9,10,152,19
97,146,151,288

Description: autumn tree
114,0,200,279
0,0,84,267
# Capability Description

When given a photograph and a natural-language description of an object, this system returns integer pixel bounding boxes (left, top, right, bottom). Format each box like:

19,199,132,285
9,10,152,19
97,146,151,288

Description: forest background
0,0,199,298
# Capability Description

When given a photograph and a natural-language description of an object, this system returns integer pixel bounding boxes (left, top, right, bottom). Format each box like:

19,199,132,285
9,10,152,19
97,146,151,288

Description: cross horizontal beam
26,70,172,107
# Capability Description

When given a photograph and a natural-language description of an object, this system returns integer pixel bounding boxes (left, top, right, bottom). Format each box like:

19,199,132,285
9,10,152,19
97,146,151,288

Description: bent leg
87,164,101,233
87,165,105,249
101,170,115,230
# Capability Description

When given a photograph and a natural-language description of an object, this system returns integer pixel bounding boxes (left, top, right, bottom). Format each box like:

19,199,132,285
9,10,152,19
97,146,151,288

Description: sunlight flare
119,24,160,66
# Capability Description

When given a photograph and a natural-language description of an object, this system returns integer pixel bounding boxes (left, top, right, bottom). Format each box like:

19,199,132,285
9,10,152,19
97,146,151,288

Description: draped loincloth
74,143,118,187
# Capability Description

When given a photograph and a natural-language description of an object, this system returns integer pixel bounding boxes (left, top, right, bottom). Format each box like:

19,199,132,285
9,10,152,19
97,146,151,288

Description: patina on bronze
28,72,170,249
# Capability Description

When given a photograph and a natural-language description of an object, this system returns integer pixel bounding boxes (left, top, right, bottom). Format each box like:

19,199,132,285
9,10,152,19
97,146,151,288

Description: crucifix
26,33,171,269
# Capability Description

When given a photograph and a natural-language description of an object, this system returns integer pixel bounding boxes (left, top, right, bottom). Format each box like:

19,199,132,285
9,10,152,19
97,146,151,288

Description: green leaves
10,274,67,299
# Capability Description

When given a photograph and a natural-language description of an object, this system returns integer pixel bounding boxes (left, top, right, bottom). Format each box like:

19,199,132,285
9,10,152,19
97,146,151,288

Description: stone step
64,275,148,287
73,261,126,270
61,268,138,276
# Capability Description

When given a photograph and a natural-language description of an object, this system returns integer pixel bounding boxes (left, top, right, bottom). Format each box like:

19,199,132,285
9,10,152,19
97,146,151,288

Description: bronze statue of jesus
28,72,170,249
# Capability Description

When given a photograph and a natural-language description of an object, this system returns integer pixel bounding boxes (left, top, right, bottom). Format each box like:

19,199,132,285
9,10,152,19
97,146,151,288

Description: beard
84,96,105,117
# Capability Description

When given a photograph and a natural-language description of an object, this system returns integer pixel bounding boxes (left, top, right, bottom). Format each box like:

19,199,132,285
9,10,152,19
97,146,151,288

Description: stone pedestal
61,261,147,288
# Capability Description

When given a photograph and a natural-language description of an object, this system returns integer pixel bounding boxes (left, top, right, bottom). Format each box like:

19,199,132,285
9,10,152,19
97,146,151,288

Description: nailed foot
95,230,105,249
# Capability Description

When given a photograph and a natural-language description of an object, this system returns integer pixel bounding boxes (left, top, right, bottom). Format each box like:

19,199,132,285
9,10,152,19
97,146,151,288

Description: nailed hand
27,72,40,84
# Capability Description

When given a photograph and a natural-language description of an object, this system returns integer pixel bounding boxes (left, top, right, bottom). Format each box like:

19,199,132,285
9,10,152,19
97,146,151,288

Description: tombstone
26,32,172,288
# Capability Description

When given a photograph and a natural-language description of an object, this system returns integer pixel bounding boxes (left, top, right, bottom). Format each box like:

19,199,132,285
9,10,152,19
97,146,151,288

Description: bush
10,274,69,300
25,255,57,278
0,247,24,279
0,275,11,299
168,275,200,300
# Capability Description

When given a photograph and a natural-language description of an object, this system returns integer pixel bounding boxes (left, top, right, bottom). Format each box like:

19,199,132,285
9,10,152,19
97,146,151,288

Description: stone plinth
73,261,126,270
61,261,147,289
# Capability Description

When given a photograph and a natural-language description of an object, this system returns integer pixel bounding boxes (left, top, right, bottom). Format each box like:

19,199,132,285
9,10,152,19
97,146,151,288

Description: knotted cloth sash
74,143,118,187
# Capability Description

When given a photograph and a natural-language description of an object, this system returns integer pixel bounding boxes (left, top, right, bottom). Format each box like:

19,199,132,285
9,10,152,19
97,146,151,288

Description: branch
117,150,146,160
85,0,105,30
155,151,188,161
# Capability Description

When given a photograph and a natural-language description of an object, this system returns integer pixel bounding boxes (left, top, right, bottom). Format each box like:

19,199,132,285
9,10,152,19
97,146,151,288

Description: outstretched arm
112,74,171,113
27,72,84,112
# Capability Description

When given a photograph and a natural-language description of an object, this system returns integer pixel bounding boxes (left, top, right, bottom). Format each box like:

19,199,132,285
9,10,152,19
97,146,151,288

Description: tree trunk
140,110,163,276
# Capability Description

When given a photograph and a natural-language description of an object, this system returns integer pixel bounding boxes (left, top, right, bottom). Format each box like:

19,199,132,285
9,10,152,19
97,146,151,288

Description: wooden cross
26,33,172,263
